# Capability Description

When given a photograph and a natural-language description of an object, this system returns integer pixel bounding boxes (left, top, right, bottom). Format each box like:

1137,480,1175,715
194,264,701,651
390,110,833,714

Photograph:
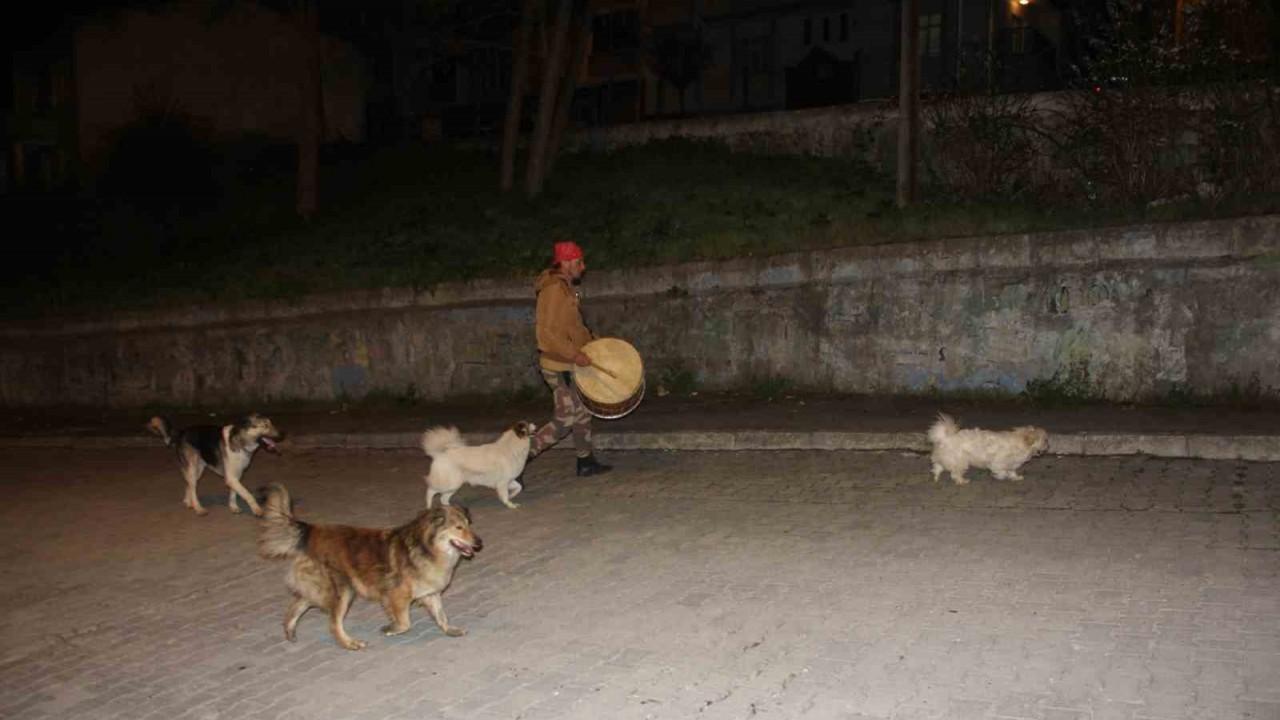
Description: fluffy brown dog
257,483,482,650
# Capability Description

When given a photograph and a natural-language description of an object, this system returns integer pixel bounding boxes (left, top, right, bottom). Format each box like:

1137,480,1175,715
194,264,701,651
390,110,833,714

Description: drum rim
582,377,646,420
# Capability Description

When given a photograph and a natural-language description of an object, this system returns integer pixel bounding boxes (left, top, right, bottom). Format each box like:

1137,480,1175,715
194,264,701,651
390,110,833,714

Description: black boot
576,454,612,477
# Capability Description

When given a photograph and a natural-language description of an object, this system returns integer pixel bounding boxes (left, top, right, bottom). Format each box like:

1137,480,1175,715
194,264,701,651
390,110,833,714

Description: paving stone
0,448,1277,719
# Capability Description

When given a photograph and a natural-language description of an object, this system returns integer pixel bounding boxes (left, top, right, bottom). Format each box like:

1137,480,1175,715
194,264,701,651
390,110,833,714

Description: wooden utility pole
896,0,920,208
546,2,591,178
295,0,322,220
500,0,539,191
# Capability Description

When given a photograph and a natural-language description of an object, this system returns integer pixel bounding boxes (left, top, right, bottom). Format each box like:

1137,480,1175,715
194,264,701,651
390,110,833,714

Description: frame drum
572,338,645,419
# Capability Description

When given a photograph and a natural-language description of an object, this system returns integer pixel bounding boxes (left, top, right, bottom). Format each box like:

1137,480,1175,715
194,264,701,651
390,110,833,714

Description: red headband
553,241,584,263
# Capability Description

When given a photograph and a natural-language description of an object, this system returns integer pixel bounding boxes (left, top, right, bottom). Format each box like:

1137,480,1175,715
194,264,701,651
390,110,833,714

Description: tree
208,0,324,219
293,0,322,220
500,0,540,191
524,0,576,198
544,4,592,178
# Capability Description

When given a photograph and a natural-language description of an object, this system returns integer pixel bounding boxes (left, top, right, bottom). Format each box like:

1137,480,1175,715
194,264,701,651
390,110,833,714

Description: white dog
421,421,537,509
927,413,1048,485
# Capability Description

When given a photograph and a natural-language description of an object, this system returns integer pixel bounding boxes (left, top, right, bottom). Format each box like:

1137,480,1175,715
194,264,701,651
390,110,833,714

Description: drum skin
573,338,645,419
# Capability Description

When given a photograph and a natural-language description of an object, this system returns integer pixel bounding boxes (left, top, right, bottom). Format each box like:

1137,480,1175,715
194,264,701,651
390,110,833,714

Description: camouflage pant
530,368,593,458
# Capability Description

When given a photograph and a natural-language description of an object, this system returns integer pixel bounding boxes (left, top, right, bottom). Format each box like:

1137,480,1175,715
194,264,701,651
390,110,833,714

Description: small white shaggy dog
421,421,537,509
928,413,1049,485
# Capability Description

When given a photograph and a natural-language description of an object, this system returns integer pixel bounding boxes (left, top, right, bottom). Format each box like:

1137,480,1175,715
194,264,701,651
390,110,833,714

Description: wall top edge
4,215,1277,338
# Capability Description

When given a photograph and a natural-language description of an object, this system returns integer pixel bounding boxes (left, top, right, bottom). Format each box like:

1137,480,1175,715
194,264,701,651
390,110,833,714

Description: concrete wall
2,216,1278,408
574,97,896,164
570,92,1077,171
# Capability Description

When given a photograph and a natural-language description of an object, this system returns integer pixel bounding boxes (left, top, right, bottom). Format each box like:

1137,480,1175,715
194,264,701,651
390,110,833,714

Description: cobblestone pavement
1,448,1278,720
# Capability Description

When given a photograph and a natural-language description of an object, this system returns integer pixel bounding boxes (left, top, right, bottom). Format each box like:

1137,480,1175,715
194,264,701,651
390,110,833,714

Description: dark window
744,36,770,74
803,17,812,45
593,10,639,52
1010,18,1027,55
429,61,457,103
823,17,830,42
920,13,942,57
840,13,849,42
36,67,55,112
473,47,508,97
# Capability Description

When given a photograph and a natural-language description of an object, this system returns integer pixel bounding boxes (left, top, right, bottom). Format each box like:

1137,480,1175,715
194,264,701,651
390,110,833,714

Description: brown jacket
535,269,592,372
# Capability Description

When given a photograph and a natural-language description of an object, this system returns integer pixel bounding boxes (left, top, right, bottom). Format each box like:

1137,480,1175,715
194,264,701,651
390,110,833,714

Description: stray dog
147,414,283,516
928,413,1048,485
257,483,481,650
421,421,537,509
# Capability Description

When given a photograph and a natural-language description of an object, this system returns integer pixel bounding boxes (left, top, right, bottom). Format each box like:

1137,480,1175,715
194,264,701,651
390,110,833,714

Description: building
395,0,517,140
645,0,1064,118
5,0,367,191
360,0,1068,141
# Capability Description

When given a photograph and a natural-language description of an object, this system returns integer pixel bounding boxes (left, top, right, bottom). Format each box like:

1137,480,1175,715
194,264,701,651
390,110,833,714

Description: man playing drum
529,240,613,477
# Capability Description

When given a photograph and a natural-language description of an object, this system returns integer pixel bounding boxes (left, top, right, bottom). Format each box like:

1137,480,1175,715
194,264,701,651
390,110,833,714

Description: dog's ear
511,421,532,438
419,507,448,538
455,504,473,524
227,417,250,452
260,416,283,439
1017,427,1047,449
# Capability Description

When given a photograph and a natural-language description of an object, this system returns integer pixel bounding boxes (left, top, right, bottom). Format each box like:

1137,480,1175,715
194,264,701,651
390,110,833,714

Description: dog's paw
251,506,264,517
381,624,410,636
340,638,368,651
284,629,296,642
444,627,466,637
194,507,209,516
952,477,970,486
503,502,521,510
228,504,242,514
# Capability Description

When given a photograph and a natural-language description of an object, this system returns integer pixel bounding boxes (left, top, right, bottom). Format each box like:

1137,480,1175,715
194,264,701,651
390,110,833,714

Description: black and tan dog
147,414,283,516
257,483,482,651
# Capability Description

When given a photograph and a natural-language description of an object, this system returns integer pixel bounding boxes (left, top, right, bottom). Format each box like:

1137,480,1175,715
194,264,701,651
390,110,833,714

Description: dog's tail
421,426,466,458
146,416,175,446
928,412,959,444
258,483,309,560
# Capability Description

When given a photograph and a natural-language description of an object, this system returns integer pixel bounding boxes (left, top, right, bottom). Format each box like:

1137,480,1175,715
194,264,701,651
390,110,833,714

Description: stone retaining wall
2,216,1277,407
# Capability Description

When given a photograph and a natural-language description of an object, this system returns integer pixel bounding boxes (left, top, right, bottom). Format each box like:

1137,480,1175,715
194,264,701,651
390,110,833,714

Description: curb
1,431,1278,461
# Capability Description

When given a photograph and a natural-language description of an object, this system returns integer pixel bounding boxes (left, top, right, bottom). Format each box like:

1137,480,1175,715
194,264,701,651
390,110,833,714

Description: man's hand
573,352,592,367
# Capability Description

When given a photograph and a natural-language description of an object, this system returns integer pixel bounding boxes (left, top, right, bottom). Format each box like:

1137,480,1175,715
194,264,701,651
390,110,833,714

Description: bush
924,91,1047,201
100,109,218,208
1056,0,1279,206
